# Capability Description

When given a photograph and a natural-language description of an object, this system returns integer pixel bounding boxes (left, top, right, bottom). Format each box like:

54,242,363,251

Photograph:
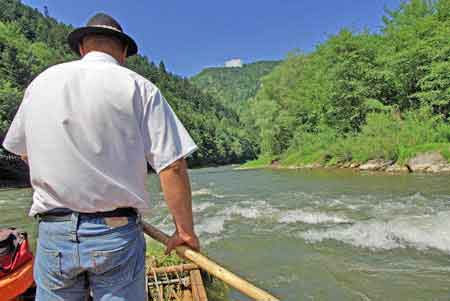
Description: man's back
3,14,200,301
4,51,197,216
24,52,150,215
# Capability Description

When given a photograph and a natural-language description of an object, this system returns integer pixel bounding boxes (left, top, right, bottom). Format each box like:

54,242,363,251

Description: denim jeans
34,212,147,301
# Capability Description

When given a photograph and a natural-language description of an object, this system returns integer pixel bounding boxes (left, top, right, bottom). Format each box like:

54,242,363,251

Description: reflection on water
1,166,450,300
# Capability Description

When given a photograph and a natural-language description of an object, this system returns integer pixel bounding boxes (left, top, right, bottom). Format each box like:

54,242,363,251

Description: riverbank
240,144,450,174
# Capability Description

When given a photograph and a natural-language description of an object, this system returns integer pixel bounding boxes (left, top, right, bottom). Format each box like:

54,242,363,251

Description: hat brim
68,26,138,57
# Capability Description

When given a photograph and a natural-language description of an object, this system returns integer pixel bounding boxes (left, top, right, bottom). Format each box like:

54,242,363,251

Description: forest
1,0,450,175
242,0,450,168
191,61,279,111
0,0,257,171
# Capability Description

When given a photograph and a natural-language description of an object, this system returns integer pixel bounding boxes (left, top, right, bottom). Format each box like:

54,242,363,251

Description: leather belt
37,207,137,222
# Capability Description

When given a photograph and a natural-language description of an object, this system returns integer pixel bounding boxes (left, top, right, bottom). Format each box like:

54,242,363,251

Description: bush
332,108,450,163
240,154,275,168
281,125,338,165
274,108,450,166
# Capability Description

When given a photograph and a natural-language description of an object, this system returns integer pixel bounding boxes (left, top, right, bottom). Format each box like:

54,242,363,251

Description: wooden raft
147,263,208,301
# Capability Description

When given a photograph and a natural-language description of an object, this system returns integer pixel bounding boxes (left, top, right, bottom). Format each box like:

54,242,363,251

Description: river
1,166,449,300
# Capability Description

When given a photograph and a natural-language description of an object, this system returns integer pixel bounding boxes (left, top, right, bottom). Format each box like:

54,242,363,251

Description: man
2,13,200,300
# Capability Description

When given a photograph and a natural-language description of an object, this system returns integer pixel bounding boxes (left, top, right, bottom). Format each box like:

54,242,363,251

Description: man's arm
159,158,200,253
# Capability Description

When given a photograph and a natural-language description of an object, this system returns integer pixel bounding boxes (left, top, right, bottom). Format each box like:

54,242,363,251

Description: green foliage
146,240,183,267
398,143,450,164
204,278,229,301
282,125,338,166
191,61,280,110
246,0,450,167
0,80,22,134
0,0,256,166
279,109,450,166
239,154,275,169
329,106,450,164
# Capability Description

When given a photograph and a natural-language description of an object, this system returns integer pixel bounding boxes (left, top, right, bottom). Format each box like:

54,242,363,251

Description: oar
142,221,280,301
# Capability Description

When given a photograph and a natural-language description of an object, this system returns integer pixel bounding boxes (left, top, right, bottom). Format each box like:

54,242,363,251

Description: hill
0,0,257,175
191,61,279,109
243,0,450,170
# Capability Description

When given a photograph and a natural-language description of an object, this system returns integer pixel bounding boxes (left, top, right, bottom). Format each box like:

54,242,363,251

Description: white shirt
3,51,198,216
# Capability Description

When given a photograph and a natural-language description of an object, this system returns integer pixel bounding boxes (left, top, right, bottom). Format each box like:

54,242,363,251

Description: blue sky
23,0,402,77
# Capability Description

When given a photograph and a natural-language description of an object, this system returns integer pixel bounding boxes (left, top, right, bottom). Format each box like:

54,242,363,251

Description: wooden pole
142,222,280,301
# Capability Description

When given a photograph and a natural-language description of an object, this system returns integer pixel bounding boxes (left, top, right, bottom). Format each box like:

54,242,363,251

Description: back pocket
35,244,75,290
90,235,142,287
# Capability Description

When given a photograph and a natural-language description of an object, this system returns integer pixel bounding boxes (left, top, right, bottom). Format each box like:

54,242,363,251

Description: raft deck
147,263,208,301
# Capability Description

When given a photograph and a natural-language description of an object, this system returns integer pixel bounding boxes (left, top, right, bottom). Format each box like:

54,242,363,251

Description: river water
1,166,449,300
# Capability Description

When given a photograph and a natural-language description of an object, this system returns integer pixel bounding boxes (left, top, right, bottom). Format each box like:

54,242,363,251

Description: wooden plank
182,289,193,301
148,263,199,275
190,269,208,301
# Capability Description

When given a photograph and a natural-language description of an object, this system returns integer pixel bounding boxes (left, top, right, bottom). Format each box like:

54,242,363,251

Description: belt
37,207,137,222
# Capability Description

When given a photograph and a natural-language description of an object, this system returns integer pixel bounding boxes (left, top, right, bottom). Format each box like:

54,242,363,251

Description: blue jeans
34,212,147,301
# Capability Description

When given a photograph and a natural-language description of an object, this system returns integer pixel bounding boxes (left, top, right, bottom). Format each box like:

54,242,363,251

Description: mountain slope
0,0,256,170
191,61,280,109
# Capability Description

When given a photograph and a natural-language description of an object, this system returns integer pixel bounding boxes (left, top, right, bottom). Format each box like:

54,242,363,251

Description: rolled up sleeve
141,89,198,173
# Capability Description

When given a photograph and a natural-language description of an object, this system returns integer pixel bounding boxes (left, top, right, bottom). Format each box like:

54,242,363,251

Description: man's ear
121,44,129,64
78,43,85,56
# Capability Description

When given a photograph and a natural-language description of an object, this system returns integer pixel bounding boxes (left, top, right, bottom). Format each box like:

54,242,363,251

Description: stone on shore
407,152,450,173
349,162,360,169
386,164,409,173
359,159,394,171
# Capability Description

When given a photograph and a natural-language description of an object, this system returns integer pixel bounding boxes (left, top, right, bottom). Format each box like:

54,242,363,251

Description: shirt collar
81,51,119,65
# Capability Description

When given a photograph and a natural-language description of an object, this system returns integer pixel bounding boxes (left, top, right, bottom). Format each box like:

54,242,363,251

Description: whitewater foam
278,209,351,225
191,188,226,199
300,211,450,253
191,188,212,196
219,200,280,219
195,216,227,235
194,200,278,236
193,201,214,213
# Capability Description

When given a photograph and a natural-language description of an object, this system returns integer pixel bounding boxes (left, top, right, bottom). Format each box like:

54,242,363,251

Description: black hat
68,13,138,57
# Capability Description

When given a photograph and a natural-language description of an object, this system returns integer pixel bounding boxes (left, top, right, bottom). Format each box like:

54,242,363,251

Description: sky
22,0,403,77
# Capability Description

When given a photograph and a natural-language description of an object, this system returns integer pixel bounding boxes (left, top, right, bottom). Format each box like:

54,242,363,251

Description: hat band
89,24,123,33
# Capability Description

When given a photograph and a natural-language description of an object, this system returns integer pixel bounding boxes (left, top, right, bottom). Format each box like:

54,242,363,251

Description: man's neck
82,51,120,65
82,49,123,64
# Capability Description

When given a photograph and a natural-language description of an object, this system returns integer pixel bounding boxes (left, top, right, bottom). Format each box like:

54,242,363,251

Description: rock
303,163,322,169
406,152,450,173
341,162,352,168
349,162,360,169
359,159,394,171
386,164,409,173
440,166,450,172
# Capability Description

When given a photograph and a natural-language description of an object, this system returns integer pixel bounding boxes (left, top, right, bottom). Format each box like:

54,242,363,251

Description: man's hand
159,159,201,253
165,230,200,254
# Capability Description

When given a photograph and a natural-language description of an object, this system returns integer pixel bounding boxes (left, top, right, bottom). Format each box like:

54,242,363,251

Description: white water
278,209,351,224
2,166,450,300
187,185,450,254
301,211,450,252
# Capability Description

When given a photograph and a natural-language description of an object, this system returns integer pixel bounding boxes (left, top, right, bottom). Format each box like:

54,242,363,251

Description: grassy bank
242,110,450,170
238,155,274,169
146,239,229,301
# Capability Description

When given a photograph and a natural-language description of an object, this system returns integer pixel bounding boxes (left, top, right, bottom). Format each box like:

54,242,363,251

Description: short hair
82,34,126,51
